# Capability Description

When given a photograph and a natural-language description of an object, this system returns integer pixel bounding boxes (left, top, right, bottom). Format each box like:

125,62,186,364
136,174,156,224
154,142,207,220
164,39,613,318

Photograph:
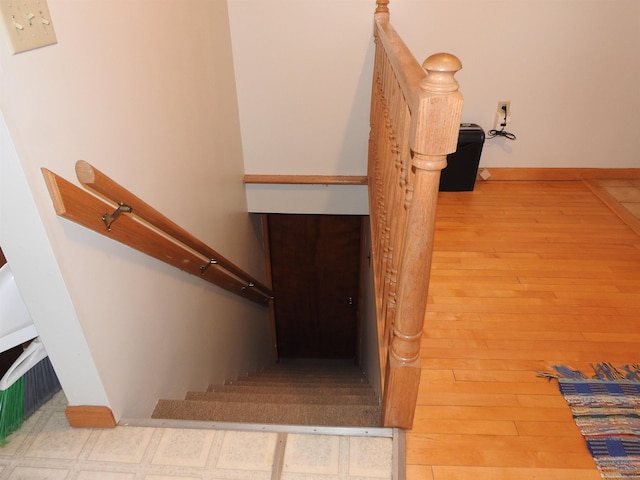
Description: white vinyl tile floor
0,392,398,480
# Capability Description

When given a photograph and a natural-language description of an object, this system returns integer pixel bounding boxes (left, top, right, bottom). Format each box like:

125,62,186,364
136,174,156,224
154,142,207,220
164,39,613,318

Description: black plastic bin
439,123,485,192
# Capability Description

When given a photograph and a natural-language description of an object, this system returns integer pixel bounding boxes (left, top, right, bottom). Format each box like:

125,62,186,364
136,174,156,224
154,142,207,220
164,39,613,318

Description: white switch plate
0,0,56,54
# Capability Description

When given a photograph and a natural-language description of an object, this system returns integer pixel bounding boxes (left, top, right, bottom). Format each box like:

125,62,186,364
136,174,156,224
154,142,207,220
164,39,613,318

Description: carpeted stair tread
262,364,362,375
274,358,360,368
225,377,369,388
152,360,381,427
152,399,381,427
185,390,378,405
206,383,372,395
244,372,366,383
248,370,365,378
229,367,371,385
234,375,366,381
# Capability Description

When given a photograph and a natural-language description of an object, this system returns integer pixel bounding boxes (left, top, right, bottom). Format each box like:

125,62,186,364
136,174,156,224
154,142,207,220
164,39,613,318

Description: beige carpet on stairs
151,359,382,427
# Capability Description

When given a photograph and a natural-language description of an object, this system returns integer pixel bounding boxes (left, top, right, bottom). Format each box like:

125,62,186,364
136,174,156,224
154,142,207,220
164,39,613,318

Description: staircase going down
151,359,381,427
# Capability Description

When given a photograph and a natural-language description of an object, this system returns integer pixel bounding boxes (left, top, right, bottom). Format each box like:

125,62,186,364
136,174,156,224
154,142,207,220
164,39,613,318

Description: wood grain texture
369,11,462,427
42,168,269,305
65,406,116,428
268,215,361,359
479,167,640,181
584,178,640,236
75,160,272,298
406,179,640,479
243,175,367,185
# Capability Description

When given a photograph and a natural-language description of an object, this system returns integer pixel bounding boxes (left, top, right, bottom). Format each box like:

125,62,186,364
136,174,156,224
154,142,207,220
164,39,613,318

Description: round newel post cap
420,52,462,93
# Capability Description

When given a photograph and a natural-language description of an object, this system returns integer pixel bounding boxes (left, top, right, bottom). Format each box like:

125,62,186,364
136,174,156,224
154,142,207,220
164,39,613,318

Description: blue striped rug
542,364,640,479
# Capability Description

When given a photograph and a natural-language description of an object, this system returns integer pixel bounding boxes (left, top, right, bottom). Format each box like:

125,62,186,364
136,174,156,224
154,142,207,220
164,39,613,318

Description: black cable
487,106,516,141
487,129,516,140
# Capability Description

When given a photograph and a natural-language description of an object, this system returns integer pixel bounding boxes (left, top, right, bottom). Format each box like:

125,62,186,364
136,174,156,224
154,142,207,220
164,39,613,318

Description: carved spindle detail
375,0,390,14
370,9,463,428
383,52,463,428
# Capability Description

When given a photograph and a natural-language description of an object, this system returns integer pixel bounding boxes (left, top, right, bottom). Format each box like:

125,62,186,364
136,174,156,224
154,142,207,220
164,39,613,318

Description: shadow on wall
0,248,23,377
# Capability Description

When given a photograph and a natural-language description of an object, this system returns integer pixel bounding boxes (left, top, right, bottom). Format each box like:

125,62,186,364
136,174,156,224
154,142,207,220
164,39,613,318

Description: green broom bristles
0,376,25,445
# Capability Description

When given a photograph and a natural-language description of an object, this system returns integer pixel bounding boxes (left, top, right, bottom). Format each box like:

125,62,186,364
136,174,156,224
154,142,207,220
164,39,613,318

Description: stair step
249,370,365,380
259,365,362,373
258,362,363,376
185,390,379,405
231,375,367,385
207,383,372,395
152,399,381,427
153,359,381,428
275,358,359,368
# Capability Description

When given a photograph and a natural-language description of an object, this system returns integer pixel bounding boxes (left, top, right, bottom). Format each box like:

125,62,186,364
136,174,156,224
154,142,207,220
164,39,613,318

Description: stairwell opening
151,215,383,426
261,213,383,426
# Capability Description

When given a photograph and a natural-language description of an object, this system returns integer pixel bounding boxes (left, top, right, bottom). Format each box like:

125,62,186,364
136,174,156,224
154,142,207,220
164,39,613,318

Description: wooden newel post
382,53,463,428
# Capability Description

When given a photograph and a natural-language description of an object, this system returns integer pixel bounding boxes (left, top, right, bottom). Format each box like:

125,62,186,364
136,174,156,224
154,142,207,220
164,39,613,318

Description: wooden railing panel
369,2,463,428
368,35,415,388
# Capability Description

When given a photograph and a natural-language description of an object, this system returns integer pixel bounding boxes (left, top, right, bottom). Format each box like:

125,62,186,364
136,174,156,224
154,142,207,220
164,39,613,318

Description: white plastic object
0,337,47,391
0,263,38,353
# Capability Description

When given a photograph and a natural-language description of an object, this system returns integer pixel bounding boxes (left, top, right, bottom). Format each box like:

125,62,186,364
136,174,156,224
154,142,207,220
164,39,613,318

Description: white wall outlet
0,0,56,54
493,101,511,131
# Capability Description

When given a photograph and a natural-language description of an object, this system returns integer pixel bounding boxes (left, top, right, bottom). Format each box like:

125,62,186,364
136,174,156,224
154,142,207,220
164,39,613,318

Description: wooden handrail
369,1,463,428
243,174,368,185
42,163,273,306
76,161,272,297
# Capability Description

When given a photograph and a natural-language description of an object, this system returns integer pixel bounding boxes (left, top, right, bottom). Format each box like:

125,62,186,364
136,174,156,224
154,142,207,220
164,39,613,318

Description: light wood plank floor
407,179,640,480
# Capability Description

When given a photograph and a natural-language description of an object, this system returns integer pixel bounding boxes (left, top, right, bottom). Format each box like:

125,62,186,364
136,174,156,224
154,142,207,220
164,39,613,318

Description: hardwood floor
407,179,640,480
585,178,640,236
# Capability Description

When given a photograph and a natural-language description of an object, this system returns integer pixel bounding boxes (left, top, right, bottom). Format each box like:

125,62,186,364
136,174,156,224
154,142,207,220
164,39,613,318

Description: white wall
0,0,272,419
391,0,640,169
229,0,374,177
228,0,374,213
230,0,640,207
1,113,110,409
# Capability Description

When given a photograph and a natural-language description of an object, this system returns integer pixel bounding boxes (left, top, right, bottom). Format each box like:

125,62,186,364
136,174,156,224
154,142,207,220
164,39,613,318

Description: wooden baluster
369,37,390,381
381,93,409,389
375,0,389,14
379,50,398,383
382,53,463,428
386,85,412,337
372,43,388,303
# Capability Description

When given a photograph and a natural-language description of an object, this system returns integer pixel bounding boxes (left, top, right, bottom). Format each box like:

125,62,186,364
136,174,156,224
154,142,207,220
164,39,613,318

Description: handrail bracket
102,203,132,232
199,258,218,275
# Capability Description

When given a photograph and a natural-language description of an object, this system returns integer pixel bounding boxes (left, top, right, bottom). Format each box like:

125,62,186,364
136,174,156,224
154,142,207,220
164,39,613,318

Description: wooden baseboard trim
479,168,640,182
243,175,368,185
65,406,117,428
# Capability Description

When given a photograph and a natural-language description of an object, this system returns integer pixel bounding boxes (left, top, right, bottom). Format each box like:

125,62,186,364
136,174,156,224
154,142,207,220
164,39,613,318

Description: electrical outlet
0,0,57,54
498,101,510,117
493,101,511,131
